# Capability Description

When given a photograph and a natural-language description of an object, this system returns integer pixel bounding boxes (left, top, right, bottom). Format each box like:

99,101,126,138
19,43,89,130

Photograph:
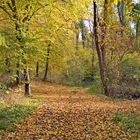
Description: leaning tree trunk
24,65,31,96
93,1,108,95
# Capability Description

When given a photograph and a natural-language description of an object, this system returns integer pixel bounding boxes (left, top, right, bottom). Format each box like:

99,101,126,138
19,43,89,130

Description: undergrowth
113,112,140,139
0,93,43,134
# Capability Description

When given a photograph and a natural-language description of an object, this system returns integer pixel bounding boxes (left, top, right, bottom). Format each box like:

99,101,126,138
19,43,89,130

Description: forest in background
0,0,139,99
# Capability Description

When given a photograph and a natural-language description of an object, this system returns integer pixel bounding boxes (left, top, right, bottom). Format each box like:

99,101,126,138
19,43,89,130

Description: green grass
88,81,103,95
0,97,42,133
113,112,140,139
113,112,140,137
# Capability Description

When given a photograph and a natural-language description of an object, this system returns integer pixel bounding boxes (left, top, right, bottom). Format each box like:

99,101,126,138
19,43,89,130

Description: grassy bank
0,88,43,135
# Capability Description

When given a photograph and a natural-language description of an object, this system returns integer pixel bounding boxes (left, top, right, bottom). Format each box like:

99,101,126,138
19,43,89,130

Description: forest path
3,82,140,140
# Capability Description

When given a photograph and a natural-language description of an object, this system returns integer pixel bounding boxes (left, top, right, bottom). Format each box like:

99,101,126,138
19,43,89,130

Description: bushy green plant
114,112,140,133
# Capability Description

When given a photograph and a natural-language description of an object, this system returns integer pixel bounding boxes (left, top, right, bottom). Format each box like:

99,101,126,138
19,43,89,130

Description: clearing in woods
2,82,140,140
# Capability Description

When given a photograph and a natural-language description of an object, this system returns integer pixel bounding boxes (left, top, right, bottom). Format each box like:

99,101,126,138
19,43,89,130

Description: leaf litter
2,82,140,140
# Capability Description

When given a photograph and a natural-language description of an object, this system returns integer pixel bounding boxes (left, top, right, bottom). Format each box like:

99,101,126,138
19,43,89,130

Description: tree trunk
5,57,11,73
93,1,108,95
43,59,49,81
24,66,31,96
74,22,79,49
15,21,22,85
101,0,108,63
43,47,50,81
88,20,94,74
91,14,95,73
36,61,39,77
136,19,140,47
16,61,21,85
76,32,79,49
81,27,86,48
91,35,94,72
117,0,125,47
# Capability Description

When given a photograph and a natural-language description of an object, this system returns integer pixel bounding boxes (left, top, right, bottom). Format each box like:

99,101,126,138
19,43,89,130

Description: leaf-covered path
2,82,140,140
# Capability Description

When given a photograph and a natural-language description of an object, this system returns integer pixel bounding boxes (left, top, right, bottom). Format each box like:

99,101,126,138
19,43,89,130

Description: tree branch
0,5,12,18
23,3,49,23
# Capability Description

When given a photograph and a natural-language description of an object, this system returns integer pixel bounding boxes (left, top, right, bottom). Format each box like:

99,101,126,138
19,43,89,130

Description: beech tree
0,0,49,95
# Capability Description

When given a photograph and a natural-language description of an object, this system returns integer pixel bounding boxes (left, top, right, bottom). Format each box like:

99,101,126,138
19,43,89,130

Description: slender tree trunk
88,20,94,74
91,35,94,71
15,21,22,85
136,19,140,47
43,59,49,81
93,1,108,95
81,27,86,48
74,22,79,49
43,47,50,81
24,65,31,96
36,61,39,77
5,57,11,73
76,32,79,49
16,61,21,85
117,0,125,47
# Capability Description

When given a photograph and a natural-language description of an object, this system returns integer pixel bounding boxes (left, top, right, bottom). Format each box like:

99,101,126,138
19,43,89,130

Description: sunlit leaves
114,0,118,5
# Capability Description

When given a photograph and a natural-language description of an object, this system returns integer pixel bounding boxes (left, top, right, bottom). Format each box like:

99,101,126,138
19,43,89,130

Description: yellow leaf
114,0,118,5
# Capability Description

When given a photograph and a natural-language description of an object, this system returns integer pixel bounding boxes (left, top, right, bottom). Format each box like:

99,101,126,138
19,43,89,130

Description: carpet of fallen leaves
2,82,140,140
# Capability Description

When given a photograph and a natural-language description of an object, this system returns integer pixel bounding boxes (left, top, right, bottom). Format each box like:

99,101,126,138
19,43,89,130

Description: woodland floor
1,82,140,140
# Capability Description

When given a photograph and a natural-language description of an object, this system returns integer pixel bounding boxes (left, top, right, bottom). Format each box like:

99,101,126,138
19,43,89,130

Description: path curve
2,82,140,140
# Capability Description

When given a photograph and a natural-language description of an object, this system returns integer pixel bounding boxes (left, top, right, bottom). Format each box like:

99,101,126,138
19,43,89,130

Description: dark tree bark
76,32,79,49
43,60,49,81
36,61,39,77
43,46,50,81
